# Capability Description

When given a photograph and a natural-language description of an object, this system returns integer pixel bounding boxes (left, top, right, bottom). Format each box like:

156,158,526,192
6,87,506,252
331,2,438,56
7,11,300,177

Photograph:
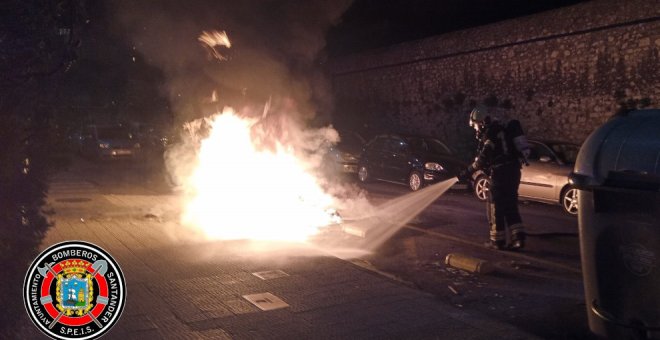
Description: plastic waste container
569,109,660,339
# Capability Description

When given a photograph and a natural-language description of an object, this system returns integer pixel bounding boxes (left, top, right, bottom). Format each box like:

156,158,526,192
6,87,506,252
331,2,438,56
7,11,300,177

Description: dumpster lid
572,109,660,190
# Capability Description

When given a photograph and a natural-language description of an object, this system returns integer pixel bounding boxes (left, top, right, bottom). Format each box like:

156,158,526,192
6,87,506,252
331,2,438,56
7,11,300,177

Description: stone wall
330,0,660,156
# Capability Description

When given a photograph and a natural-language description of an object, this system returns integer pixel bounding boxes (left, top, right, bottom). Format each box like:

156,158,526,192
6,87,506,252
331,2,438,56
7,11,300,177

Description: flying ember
198,30,232,60
180,107,341,242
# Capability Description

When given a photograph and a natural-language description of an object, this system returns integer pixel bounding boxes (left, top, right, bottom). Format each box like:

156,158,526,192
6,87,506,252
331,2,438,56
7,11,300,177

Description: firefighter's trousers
486,161,525,244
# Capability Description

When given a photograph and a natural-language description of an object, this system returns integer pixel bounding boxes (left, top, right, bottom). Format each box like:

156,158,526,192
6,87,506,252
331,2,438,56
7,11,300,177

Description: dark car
471,139,580,215
80,124,141,160
325,131,365,175
357,134,467,191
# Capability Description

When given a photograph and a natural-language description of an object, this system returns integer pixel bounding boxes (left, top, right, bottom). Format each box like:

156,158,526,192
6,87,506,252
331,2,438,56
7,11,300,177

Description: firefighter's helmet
469,105,490,130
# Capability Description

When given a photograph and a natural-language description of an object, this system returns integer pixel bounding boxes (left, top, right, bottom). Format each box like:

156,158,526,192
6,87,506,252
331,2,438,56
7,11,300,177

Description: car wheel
561,185,579,215
358,165,370,183
409,171,423,191
473,175,490,201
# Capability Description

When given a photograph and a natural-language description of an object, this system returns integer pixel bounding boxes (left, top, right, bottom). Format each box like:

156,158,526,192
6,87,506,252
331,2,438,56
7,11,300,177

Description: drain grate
242,293,289,311
252,270,289,280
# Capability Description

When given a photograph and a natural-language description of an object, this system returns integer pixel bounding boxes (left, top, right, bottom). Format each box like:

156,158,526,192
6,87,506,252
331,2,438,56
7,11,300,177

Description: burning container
570,109,660,339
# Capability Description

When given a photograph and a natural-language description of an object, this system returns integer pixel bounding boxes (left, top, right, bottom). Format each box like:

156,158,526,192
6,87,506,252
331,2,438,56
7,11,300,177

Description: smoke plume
102,1,394,258
106,0,352,123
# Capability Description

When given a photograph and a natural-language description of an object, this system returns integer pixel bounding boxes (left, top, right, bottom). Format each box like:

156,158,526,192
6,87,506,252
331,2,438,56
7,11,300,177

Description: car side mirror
539,155,552,163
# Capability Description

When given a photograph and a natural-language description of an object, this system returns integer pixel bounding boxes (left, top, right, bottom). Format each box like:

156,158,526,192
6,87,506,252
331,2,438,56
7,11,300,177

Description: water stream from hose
313,177,459,258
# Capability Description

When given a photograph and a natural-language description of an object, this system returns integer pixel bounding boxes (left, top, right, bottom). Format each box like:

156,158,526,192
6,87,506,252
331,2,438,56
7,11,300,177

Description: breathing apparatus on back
469,105,530,166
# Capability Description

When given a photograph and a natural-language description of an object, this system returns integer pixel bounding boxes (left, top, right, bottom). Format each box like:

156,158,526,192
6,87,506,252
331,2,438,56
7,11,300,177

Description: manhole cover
242,293,289,311
252,270,289,280
55,197,92,203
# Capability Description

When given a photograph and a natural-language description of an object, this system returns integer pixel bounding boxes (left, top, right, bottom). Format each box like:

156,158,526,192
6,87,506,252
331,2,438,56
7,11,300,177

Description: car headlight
424,162,444,171
99,143,110,149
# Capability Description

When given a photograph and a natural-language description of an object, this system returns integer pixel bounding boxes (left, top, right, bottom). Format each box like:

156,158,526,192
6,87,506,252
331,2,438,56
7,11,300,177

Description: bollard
445,253,494,274
341,224,368,238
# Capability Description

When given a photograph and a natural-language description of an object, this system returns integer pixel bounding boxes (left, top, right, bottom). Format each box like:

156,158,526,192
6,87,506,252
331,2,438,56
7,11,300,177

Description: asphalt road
40,155,593,339
352,180,592,339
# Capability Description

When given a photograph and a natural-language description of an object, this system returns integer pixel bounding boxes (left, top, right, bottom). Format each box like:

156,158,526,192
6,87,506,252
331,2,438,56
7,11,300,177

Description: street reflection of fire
180,107,341,242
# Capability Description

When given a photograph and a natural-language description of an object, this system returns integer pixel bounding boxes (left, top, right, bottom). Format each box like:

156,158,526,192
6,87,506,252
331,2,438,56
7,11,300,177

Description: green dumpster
570,109,660,339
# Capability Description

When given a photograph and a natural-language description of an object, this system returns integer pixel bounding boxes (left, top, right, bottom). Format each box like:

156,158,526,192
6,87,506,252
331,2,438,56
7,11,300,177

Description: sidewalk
26,171,539,339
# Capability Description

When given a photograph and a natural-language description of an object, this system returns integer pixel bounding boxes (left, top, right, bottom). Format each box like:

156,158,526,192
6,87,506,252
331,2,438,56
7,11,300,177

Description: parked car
357,133,467,191
80,124,141,160
471,139,580,215
324,130,365,175
66,127,84,153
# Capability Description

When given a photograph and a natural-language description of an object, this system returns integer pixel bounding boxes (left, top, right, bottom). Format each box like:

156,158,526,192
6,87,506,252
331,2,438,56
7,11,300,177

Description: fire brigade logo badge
23,241,126,339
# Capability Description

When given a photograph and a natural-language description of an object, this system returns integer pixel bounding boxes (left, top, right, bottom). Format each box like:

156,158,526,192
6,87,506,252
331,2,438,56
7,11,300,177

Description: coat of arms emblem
56,260,94,316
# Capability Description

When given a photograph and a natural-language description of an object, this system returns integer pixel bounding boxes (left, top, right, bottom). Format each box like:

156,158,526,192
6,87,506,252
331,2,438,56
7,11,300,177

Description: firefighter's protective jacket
468,120,520,173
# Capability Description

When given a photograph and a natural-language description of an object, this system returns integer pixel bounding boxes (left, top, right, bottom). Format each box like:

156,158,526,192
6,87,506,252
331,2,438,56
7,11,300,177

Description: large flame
181,107,340,242
164,27,451,256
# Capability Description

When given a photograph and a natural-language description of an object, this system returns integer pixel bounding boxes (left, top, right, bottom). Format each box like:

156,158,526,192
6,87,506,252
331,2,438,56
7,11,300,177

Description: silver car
471,140,580,215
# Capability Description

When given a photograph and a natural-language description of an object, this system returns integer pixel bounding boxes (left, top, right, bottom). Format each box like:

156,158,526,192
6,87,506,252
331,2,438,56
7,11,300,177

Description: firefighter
461,105,526,250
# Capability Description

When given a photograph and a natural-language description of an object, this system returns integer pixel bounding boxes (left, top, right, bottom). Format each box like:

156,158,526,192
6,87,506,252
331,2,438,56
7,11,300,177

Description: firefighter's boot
484,240,506,250
510,224,526,250
486,229,507,250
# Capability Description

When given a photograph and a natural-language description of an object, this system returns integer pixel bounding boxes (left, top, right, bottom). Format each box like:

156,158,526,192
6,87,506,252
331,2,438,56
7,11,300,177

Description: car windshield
548,143,579,164
97,127,131,140
337,132,364,148
426,138,452,154
406,137,452,155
